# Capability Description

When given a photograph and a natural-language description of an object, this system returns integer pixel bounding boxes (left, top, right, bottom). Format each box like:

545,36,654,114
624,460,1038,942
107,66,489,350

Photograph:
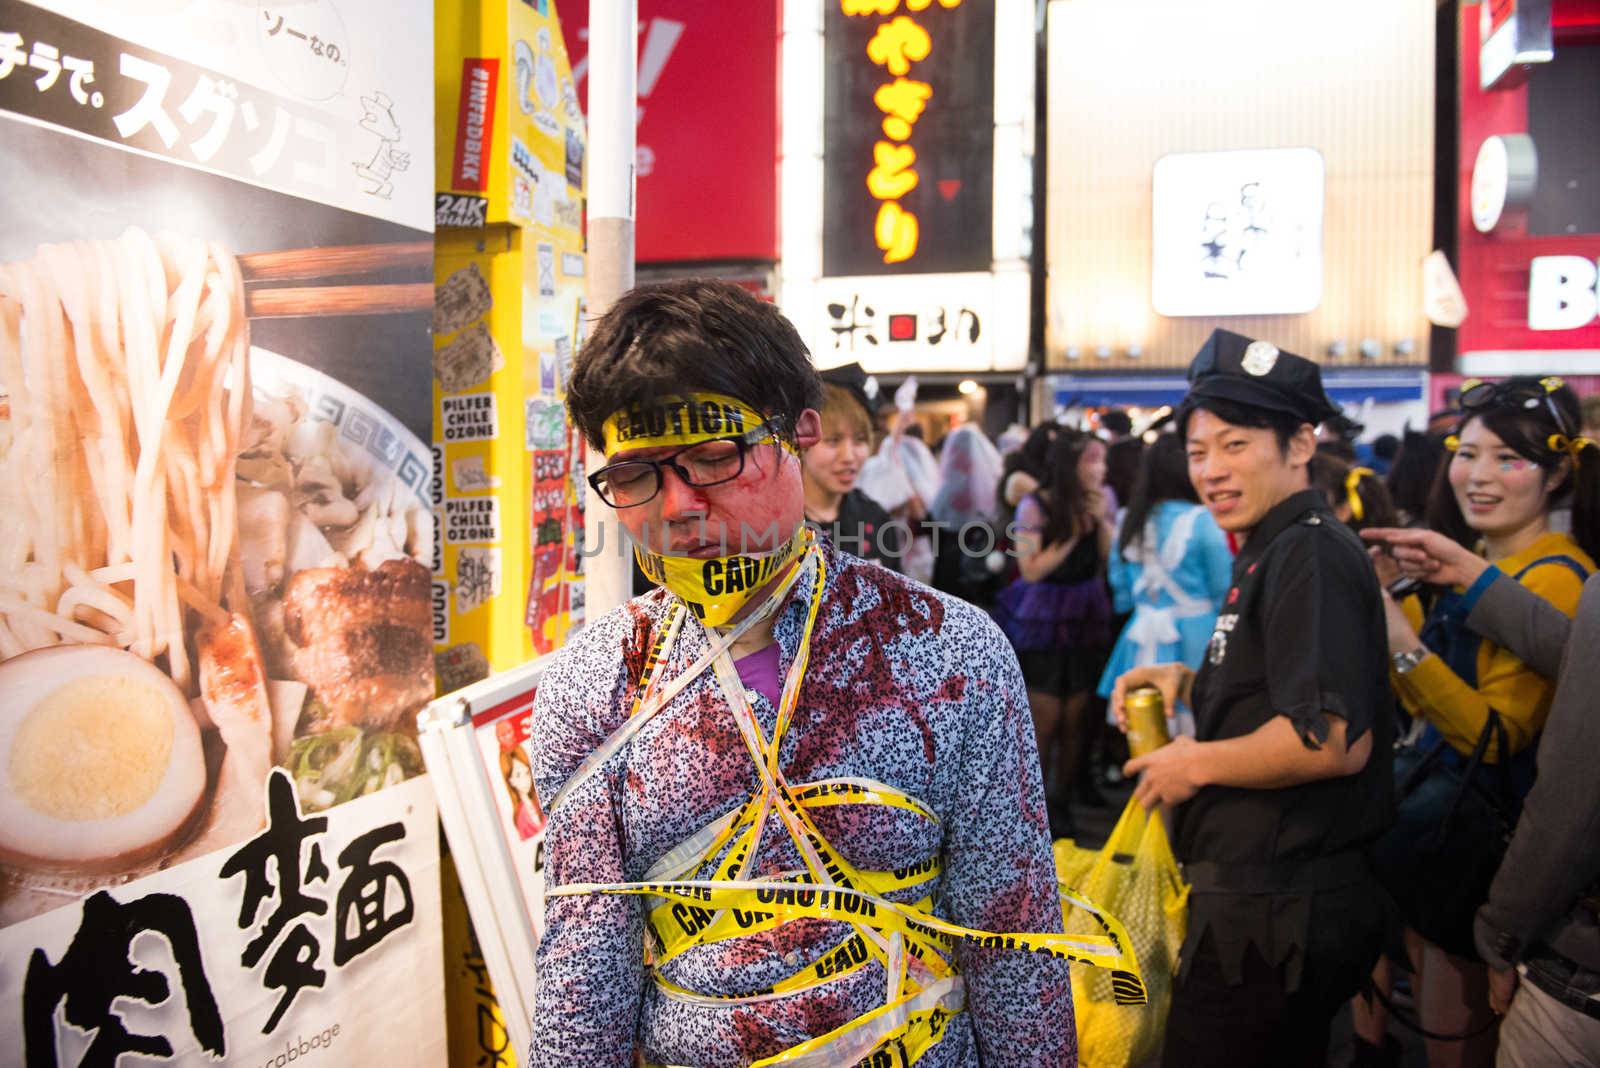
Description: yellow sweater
1393,531,1594,760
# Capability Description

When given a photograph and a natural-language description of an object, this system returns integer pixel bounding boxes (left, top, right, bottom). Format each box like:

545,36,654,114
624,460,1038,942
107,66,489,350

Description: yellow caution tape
602,392,768,456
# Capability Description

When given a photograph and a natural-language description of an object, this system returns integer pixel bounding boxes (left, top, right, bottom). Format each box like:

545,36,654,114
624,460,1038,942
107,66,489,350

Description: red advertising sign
1457,3,1600,362
452,58,500,192
560,0,780,263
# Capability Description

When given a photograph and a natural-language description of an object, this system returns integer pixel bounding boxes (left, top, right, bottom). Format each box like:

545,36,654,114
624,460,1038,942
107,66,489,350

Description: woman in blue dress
1096,432,1234,737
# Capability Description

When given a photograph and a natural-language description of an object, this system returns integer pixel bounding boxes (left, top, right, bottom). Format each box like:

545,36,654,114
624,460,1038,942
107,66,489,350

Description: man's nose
656,465,709,522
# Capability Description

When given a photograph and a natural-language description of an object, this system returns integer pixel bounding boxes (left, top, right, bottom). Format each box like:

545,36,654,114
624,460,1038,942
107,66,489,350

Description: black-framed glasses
588,418,788,507
1459,376,1574,437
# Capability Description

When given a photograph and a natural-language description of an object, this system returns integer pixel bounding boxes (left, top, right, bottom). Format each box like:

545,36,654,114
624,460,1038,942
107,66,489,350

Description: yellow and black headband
602,393,773,457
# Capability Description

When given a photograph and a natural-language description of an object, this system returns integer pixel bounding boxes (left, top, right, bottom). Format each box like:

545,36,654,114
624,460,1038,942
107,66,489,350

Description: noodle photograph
0,120,437,927
0,3,453,1060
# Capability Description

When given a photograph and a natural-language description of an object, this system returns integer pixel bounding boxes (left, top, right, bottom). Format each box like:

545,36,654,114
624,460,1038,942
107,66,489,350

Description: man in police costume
1111,329,1393,1067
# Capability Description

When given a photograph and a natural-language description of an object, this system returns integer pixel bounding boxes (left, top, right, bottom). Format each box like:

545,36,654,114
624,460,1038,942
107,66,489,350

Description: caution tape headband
603,392,771,456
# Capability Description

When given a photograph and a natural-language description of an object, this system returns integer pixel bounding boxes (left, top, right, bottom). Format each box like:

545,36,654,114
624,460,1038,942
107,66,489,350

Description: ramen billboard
0,0,446,1064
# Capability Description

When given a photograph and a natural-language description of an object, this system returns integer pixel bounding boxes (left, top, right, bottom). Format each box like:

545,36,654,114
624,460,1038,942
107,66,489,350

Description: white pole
583,0,637,624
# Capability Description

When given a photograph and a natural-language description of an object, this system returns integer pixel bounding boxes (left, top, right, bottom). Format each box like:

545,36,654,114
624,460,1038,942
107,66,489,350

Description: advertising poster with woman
0,0,445,1063
480,703,545,921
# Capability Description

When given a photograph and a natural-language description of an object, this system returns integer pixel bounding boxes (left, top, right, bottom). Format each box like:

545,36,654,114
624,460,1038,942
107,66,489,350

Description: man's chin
1207,503,1254,533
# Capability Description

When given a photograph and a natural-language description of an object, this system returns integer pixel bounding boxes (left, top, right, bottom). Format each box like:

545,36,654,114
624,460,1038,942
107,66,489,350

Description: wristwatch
1391,647,1428,675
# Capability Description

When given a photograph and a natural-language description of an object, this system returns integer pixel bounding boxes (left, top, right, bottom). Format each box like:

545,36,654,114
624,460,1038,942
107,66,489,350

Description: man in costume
1111,329,1393,1068
528,280,1117,1066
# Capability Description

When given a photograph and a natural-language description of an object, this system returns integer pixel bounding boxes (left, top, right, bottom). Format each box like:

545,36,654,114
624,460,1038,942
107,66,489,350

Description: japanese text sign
822,0,994,276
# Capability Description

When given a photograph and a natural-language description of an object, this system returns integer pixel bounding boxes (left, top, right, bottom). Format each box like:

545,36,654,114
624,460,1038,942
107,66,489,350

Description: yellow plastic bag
1055,799,1189,1068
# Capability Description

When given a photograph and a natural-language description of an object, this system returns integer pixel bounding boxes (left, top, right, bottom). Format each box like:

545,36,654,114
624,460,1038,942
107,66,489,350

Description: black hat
1180,329,1341,427
818,362,881,419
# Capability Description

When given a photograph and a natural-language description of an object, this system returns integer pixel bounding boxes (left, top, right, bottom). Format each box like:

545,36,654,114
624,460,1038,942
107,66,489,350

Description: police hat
818,362,882,420
1180,329,1341,428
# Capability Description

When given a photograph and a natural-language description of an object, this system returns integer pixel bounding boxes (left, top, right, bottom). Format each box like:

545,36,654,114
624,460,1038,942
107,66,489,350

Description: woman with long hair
999,421,1060,511
1095,432,1233,739
1308,452,1399,534
1353,376,1598,1067
993,427,1113,836
501,745,545,840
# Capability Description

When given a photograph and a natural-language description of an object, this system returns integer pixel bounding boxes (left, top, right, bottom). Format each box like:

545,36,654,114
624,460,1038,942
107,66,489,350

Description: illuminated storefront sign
783,0,1031,373
821,0,993,276
1455,1,1600,374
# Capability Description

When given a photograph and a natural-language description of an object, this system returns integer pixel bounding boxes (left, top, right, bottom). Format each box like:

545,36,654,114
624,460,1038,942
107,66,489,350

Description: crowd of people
528,277,1600,1068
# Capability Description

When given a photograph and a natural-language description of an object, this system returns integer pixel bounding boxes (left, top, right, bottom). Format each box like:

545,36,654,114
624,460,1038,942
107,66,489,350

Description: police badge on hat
1241,341,1280,376
1178,329,1342,428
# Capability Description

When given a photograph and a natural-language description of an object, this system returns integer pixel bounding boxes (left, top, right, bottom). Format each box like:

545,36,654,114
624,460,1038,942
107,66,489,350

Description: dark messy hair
1308,453,1397,533
1012,423,1059,480
1037,428,1102,548
1425,377,1600,562
1385,428,1448,525
998,422,1060,500
1177,395,1305,455
567,279,823,451
1119,433,1198,555
1100,409,1133,436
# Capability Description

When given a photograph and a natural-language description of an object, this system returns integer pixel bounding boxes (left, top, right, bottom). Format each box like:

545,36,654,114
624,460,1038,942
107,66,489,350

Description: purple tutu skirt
991,577,1112,654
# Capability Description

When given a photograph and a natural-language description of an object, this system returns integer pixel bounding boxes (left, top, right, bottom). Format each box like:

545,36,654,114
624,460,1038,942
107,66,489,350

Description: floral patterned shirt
528,536,1074,1067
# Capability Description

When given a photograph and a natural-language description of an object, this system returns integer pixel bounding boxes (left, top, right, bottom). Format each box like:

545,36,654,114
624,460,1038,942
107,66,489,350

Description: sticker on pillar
441,392,499,442
434,323,504,393
436,643,489,693
455,548,503,614
445,497,501,544
435,263,494,335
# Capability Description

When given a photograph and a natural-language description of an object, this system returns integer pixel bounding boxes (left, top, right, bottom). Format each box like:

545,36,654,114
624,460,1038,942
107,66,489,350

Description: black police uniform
1162,331,1394,1067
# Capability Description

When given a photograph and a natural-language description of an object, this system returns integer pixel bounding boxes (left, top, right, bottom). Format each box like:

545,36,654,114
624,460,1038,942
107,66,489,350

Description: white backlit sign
1150,148,1325,317
1529,256,1600,331
794,269,1031,375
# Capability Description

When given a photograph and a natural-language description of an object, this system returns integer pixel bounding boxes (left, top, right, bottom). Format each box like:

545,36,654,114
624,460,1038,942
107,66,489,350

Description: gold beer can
1125,684,1170,758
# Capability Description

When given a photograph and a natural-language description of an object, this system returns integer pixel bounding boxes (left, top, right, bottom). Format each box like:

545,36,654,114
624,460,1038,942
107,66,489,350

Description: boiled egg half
0,645,207,873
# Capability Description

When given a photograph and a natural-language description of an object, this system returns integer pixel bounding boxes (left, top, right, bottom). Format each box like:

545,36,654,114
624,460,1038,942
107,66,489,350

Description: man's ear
1287,423,1319,468
793,409,822,450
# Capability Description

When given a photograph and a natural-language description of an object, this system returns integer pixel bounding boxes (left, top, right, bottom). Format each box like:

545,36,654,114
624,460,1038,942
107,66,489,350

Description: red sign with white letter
1457,4,1600,358
561,0,780,263
452,59,500,192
